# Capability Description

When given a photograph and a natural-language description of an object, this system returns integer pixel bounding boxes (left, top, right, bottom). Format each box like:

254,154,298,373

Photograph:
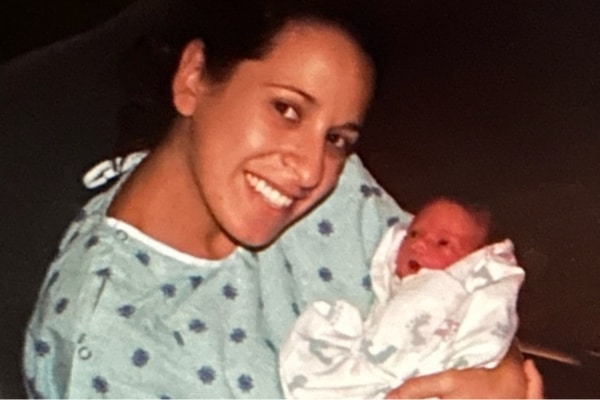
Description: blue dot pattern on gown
189,319,207,333
161,284,176,298
135,251,150,266
55,298,69,314
132,349,149,367
229,328,246,343
85,235,99,249
317,220,334,236
92,376,109,394
197,366,216,384
237,374,253,392
318,267,333,282
34,340,50,357
189,275,204,289
22,154,410,398
222,284,238,300
118,304,136,318
360,183,383,197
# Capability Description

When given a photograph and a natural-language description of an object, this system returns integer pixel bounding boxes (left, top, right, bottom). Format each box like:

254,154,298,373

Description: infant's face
395,200,485,278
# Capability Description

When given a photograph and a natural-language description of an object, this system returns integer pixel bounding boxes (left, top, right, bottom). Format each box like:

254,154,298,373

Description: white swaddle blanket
279,223,525,399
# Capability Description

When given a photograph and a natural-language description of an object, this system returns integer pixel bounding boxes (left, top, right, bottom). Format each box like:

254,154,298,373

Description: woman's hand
385,343,544,399
523,358,544,399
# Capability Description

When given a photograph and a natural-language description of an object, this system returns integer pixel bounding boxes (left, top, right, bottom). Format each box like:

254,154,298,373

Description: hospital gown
23,152,408,398
279,224,525,399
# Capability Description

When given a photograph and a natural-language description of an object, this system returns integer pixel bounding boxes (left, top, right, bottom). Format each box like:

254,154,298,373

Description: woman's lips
245,172,293,209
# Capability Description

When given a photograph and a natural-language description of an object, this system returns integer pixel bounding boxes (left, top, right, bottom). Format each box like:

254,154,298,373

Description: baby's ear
172,39,207,116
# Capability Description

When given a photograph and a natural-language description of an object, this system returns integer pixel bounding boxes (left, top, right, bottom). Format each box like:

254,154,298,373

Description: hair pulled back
116,0,384,154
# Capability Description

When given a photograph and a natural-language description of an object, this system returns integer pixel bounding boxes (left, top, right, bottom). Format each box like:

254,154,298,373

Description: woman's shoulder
51,152,148,259
258,155,413,317
280,155,411,256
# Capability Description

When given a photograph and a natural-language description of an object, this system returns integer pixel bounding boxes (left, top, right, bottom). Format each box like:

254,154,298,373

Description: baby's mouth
407,259,422,274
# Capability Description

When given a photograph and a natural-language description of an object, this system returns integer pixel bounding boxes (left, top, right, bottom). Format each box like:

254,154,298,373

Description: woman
24,1,541,398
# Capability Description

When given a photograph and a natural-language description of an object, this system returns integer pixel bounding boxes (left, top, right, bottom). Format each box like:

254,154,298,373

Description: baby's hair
419,195,494,247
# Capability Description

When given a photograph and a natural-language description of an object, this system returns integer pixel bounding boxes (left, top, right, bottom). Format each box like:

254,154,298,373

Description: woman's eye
273,101,299,121
326,131,356,153
326,132,346,149
438,239,449,246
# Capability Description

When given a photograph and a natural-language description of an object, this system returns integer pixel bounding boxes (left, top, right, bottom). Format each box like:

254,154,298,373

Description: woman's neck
107,129,237,260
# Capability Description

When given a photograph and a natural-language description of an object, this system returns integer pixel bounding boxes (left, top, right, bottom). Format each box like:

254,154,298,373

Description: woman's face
173,22,374,250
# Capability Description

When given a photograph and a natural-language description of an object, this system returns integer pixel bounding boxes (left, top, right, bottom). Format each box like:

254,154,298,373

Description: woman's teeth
245,173,293,209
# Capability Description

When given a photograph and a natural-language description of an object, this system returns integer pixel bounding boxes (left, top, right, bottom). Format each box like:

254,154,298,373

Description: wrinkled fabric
279,224,525,399
23,154,409,399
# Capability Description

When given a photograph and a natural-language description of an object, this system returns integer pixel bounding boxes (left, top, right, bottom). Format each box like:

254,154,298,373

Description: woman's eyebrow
334,121,363,133
267,83,316,103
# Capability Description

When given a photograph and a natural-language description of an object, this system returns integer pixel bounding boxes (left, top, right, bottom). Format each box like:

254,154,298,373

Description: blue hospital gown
23,154,410,398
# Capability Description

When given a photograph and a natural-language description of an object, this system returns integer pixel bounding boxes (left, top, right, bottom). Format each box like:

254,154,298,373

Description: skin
108,20,542,399
386,344,544,399
109,22,374,259
388,201,545,398
395,199,487,278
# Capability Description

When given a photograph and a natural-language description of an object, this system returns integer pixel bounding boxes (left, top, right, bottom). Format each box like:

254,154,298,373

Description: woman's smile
245,172,293,209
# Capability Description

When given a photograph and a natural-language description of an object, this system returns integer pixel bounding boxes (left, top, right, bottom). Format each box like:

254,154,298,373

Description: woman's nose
283,135,325,189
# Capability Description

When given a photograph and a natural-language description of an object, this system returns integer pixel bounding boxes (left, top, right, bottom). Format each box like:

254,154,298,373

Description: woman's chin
232,227,284,251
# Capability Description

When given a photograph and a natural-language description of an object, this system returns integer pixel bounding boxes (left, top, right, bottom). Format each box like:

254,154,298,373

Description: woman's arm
385,341,544,399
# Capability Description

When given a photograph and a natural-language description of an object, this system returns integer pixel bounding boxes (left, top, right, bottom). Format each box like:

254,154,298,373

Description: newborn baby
279,197,525,399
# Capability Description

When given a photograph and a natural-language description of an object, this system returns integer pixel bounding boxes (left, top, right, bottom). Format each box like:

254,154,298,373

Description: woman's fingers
523,359,545,399
384,360,540,400
384,369,491,399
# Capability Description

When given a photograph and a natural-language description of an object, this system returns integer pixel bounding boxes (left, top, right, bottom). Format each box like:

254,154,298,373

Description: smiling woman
123,24,374,258
20,3,405,397
15,0,543,399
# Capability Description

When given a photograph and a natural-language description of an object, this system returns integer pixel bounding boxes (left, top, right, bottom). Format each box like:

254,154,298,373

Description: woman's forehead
233,22,374,112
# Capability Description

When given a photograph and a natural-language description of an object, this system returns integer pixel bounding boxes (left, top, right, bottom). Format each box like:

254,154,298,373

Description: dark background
2,0,599,398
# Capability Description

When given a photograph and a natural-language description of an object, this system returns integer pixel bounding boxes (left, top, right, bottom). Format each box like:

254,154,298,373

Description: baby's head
395,197,491,278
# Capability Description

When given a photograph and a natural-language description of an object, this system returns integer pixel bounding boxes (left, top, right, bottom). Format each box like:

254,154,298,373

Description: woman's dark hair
116,0,385,155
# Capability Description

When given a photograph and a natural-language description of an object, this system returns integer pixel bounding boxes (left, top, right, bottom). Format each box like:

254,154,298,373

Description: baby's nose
410,237,427,253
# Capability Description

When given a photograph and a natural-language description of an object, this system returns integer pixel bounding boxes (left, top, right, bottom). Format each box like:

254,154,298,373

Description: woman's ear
172,39,206,116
